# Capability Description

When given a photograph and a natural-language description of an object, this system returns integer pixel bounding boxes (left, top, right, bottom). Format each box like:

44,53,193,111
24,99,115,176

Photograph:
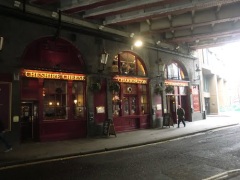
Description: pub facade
0,13,203,144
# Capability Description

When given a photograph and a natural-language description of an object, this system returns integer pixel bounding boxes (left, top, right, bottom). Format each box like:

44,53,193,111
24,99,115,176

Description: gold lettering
23,70,85,81
113,77,147,84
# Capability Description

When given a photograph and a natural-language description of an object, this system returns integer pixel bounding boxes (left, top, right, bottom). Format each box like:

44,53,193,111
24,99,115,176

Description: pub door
180,96,189,121
167,95,177,124
20,101,38,142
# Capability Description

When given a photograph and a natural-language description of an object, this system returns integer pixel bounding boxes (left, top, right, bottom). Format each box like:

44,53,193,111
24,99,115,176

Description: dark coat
177,108,185,120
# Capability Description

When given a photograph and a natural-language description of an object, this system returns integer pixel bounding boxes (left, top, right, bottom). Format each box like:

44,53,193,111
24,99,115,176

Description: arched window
165,62,186,80
111,51,146,76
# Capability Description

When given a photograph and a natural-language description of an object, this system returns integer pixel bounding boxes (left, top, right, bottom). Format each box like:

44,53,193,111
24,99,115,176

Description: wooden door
20,101,38,142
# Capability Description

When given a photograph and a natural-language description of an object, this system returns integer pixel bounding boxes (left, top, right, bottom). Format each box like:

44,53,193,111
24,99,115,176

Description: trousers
178,119,186,127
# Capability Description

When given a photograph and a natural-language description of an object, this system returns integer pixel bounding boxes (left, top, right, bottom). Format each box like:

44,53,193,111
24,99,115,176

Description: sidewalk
0,113,239,169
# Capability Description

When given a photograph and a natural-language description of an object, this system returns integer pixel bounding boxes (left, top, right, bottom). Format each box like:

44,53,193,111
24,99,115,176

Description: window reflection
72,82,84,119
111,52,146,76
43,80,67,120
166,62,186,80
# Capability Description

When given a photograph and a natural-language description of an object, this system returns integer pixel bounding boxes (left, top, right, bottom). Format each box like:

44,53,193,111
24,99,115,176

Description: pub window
72,82,84,119
203,76,210,92
139,84,149,114
113,91,121,117
166,62,186,80
122,83,137,116
111,52,146,76
43,80,67,120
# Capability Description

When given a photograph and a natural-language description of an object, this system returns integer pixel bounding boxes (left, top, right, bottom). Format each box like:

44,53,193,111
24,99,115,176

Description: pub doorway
167,95,177,124
20,101,38,142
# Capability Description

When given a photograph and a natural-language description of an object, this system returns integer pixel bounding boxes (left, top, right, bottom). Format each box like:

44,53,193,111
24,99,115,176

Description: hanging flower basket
165,85,174,94
109,82,120,92
154,84,164,95
90,82,101,92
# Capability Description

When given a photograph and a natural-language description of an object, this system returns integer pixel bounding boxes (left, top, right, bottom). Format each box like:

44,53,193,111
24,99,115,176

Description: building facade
0,11,204,144
196,49,229,116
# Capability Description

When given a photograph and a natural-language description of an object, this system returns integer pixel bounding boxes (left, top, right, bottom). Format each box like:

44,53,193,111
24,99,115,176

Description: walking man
177,105,186,128
0,118,12,152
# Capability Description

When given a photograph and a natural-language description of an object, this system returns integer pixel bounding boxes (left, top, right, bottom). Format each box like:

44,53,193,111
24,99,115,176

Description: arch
165,60,188,81
21,36,86,73
111,51,147,76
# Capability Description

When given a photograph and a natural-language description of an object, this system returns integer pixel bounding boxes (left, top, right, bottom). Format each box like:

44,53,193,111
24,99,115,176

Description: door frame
20,101,39,142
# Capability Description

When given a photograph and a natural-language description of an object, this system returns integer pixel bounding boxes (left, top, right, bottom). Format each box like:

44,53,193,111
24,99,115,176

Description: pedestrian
177,105,186,128
0,118,13,152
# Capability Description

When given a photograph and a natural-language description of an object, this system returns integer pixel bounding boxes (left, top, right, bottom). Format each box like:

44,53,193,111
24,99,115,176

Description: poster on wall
0,82,11,130
192,85,200,112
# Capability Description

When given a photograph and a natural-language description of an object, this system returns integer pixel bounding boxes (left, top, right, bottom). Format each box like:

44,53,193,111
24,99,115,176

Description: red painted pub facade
20,37,87,142
0,33,201,143
110,51,150,132
18,36,153,142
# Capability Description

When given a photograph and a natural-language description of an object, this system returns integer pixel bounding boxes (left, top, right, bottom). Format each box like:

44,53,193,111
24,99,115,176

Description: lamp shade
100,50,109,65
158,58,165,72
195,64,201,72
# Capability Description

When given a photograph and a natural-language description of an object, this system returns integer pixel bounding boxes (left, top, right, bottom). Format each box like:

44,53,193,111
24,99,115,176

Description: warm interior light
74,99,77,104
56,102,60,106
49,102,53,106
134,40,143,47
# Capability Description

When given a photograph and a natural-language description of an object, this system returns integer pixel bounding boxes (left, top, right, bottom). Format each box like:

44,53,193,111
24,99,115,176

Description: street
1,125,240,180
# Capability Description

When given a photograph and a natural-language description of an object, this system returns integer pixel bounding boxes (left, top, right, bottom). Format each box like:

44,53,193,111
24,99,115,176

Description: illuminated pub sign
165,80,189,86
22,69,86,81
113,76,148,84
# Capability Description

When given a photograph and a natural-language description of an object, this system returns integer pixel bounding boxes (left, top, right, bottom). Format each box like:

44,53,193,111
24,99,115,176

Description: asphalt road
1,126,240,180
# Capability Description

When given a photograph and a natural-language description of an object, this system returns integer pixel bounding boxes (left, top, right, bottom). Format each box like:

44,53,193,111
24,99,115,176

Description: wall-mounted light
195,64,201,72
156,50,165,79
98,49,109,73
194,75,200,81
158,58,165,76
134,40,143,47
194,64,201,81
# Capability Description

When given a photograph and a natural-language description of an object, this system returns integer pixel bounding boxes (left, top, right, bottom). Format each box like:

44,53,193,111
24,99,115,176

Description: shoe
4,147,12,153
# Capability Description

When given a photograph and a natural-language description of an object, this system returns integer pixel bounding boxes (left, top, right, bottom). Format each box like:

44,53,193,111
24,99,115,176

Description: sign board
96,106,105,113
192,85,200,112
22,69,86,81
165,80,189,86
162,113,174,128
102,119,117,137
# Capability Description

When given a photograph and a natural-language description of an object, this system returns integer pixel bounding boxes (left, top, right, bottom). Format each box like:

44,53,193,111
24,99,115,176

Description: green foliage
154,84,163,95
109,82,120,92
165,85,174,94
90,82,101,92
